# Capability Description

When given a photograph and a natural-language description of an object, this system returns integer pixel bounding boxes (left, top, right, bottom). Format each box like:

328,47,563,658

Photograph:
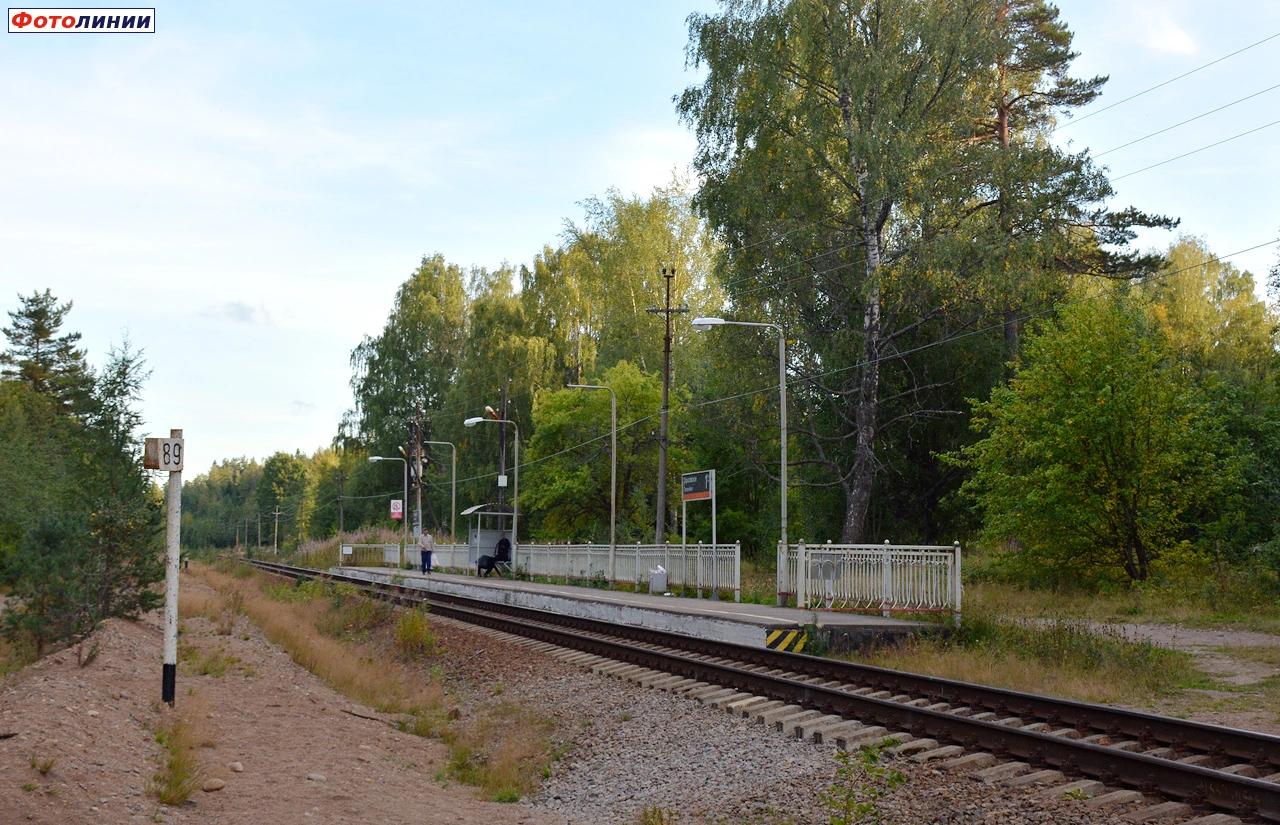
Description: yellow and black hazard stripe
765,627,808,653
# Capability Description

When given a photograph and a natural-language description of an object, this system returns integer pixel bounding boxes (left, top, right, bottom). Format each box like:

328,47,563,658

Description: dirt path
1099,621,1280,733
0,574,567,825
1108,622,1280,685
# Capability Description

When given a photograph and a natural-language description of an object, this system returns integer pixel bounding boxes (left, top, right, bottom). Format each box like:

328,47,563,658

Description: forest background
5,1,1280,657
176,0,1280,595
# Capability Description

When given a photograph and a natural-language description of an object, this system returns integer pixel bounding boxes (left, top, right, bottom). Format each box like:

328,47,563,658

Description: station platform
336,566,937,653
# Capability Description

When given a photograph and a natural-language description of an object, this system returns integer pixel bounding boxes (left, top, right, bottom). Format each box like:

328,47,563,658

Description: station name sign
682,470,713,502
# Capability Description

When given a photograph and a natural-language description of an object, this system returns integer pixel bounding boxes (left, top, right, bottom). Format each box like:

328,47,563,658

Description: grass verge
963,553,1280,633
0,635,36,677
856,612,1205,705
148,697,209,805
192,563,556,801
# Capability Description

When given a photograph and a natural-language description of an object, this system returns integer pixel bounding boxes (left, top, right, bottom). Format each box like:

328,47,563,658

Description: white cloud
594,125,698,197
1133,5,1197,55
204,301,271,325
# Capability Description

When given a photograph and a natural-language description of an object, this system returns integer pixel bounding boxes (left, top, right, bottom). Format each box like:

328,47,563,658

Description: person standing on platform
421,532,435,574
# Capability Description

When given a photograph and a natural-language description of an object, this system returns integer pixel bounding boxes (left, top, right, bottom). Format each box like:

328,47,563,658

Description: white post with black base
145,428,184,707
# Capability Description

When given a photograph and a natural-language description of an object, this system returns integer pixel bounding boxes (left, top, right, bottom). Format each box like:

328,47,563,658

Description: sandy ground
4,575,1278,825
0,576,565,825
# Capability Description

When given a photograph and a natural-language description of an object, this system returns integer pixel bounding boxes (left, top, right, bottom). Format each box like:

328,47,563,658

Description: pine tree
2,289,94,414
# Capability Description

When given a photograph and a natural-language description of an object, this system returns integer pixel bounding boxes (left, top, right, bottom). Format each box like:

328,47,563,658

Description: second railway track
247,559,1280,822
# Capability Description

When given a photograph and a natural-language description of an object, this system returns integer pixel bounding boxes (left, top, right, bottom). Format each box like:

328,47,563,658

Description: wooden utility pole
272,507,281,554
646,266,687,544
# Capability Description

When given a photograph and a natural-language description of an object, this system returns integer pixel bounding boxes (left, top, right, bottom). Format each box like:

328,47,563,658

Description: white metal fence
571,543,741,602
338,540,741,601
777,540,961,622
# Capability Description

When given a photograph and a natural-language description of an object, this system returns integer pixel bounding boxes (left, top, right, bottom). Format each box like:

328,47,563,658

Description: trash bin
648,566,668,594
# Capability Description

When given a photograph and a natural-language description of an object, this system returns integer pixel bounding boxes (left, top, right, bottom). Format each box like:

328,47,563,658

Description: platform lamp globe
692,316,787,604
464,415,519,574
368,454,408,566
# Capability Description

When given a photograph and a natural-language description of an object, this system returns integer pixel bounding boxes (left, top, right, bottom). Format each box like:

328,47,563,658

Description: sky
1,0,1278,476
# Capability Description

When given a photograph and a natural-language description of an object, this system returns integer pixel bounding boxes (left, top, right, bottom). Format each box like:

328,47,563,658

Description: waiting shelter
461,503,513,567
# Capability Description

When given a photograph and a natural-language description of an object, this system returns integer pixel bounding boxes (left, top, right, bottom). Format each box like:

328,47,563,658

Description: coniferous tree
2,289,94,413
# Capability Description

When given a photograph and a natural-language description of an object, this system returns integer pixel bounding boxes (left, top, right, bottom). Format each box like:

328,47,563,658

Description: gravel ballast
452,622,1162,825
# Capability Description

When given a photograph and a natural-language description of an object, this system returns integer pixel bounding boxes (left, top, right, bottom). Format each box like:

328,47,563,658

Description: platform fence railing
777,540,961,624
339,540,741,602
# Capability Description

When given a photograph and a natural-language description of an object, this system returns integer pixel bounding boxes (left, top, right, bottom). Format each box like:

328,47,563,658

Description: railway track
246,560,1280,822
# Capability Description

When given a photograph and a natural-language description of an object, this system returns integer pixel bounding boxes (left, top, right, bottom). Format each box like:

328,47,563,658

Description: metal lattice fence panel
777,541,962,621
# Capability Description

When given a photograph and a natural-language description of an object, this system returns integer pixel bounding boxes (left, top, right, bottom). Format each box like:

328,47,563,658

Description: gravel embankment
446,621,1137,825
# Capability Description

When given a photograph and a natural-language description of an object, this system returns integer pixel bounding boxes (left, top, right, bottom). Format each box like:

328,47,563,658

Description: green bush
394,608,437,658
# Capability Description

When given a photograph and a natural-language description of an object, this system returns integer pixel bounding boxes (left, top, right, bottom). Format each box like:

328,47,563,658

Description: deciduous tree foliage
678,0,1171,545
524,362,689,542
174,4,1280,596
956,290,1246,584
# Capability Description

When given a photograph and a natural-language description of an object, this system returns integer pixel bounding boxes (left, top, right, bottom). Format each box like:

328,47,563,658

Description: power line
1057,31,1280,131
1112,118,1280,181
724,113,1280,305
196,240,1280,539
1092,81,1280,158
430,236,1280,488
711,32,1280,294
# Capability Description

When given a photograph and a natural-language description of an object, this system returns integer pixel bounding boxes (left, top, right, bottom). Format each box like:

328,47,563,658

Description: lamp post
568,383,616,581
691,317,787,595
423,440,457,545
464,416,519,574
368,454,408,566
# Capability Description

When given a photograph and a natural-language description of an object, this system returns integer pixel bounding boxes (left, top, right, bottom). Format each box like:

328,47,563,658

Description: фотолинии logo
8,7,154,32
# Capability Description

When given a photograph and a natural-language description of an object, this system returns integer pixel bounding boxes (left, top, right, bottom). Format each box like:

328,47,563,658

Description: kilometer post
146,428,185,706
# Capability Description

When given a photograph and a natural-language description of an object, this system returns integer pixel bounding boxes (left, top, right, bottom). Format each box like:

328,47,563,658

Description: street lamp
464,415,520,574
368,454,408,566
423,440,457,545
691,316,787,601
568,383,617,581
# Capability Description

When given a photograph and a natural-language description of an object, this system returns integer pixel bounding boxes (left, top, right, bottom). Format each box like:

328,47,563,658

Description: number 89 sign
144,437,185,472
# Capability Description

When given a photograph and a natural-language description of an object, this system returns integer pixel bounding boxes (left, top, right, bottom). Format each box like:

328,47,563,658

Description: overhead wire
433,237,1280,487
709,31,1280,295
1092,81,1280,158
1111,118,1280,181
1056,31,1280,131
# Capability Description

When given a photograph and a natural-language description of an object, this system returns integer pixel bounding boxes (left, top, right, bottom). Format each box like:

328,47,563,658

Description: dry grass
28,755,56,776
181,582,241,636
1216,645,1280,668
287,528,404,569
192,564,441,716
148,695,210,805
0,636,36,677
394,608,437,658
191,563,557,801
857,614,1203,706
444,701,556,802
178,588,223,621
179,640,247,678
738,559,780,605
638,806,678,825
963,562,1280,633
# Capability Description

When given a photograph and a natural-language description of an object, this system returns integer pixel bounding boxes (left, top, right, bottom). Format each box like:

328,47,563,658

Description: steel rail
247,561,1280,820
